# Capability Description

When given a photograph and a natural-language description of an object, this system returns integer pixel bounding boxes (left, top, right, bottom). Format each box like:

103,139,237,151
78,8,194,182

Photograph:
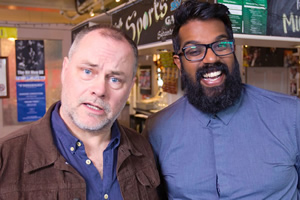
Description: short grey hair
68,24,138,77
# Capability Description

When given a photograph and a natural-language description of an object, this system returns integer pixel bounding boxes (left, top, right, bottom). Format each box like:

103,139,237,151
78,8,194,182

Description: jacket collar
24,103,61,173
23,102,143,174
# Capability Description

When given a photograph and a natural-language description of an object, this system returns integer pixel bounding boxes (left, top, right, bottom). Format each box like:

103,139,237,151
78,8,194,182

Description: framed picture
0,57,9,98
139,65,151,95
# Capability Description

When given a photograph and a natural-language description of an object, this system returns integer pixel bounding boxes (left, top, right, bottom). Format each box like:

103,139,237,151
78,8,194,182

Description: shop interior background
0,0,300,136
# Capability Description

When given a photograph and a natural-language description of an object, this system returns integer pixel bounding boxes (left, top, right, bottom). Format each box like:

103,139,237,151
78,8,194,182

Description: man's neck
74,126,112,179
84,132,111,179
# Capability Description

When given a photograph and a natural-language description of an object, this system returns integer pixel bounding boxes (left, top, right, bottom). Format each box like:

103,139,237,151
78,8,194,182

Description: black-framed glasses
179,39,235,61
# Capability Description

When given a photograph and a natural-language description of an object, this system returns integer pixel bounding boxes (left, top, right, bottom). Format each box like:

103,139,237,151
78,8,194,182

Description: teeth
203,71,221,79
86,104,101,110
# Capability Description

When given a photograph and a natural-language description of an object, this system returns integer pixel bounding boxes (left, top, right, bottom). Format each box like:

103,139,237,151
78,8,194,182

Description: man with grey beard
143,1,300,199
0,25,160,200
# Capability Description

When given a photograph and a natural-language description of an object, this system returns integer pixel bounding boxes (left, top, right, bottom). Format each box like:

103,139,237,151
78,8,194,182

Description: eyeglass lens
183,40,234,61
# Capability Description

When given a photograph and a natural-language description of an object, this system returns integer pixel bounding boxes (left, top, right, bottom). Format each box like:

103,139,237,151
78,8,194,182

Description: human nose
90,76,106,98
202,47,219,64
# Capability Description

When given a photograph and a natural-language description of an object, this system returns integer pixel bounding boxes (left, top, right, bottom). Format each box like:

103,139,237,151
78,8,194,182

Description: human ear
173,55,181,71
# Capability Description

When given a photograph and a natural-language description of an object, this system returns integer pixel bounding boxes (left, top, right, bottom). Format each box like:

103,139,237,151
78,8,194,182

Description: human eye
108,76,123,89
80,67,94,80
111,77,120,83
84,68,92,75
185,45,203,56
214,40,232,51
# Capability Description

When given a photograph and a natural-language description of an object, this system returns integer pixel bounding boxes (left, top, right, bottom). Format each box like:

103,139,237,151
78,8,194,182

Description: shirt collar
51,102,120,154
187,89,244,126
217,92,243,125
52,102,79,153
109,122,121,150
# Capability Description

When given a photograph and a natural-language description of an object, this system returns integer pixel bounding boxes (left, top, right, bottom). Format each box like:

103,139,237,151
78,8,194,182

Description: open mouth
200,70,225,87
202,71,222,80
84,103,102,111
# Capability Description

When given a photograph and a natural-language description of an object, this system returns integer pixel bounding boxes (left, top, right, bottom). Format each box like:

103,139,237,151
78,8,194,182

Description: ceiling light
89,9,95,17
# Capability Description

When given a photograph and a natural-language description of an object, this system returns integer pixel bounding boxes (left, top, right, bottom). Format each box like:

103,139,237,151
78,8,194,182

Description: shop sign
218,0,300,37
243,0,267,35
267,0,300,37
218,0,243,34
112,0,181,45
0,27,17,39
218,0,267,35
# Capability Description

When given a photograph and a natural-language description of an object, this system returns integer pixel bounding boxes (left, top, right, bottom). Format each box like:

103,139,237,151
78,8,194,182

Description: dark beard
181,57,243,114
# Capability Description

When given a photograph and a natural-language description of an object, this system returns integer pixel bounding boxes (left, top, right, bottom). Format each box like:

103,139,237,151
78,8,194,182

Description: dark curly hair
172,0,233,54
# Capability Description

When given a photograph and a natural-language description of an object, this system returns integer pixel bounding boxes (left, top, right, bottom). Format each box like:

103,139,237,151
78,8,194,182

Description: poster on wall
15,40,45,80
289,66,300,96
139,66,151,95
0,57,9,98
218,0,243,33
160,51,178,94
244,46,285,67
16,82,46,122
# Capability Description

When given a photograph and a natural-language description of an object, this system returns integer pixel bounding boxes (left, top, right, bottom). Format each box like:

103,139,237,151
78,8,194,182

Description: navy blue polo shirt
51,102,122,200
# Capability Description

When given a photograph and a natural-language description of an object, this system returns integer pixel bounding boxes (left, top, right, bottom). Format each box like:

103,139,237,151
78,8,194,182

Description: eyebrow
110,71,126,76
182,34,229,47
79,61,98,68
79,61,127,77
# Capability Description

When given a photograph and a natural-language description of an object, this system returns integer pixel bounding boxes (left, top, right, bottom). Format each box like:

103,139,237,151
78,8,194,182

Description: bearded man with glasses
143,1,300,199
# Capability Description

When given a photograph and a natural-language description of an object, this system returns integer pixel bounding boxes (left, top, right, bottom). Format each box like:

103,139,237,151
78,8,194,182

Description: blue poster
16,82,46,122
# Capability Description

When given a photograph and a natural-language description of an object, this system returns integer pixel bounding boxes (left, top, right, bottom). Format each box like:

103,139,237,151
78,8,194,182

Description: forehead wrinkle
111,50,134,69
97,48,117,61
95,56,131,77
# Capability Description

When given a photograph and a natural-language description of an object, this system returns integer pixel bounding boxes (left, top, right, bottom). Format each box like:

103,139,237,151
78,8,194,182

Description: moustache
196,62,230,82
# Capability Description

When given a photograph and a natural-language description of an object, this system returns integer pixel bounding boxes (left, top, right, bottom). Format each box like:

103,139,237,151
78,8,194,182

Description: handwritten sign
267,0,300,37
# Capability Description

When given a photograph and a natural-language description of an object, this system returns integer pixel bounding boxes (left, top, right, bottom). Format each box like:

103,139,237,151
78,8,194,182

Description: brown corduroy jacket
0,103,160,200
